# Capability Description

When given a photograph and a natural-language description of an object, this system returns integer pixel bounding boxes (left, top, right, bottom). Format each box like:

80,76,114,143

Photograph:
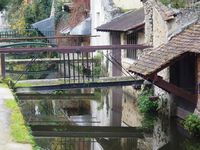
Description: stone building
129,0,200,118
90,0,144,76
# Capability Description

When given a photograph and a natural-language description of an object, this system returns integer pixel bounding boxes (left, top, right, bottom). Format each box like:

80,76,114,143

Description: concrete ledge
0,85,32,150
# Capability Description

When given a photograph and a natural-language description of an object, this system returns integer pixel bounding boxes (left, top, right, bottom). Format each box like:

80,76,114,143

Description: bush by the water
183,113,200,136
138,88,158,113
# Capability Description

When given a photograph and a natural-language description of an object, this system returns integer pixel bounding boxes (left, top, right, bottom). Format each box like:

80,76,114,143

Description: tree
0,0,10,11
7,0,52,29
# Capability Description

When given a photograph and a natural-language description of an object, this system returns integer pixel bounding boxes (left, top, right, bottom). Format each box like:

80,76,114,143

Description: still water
18,87,200,150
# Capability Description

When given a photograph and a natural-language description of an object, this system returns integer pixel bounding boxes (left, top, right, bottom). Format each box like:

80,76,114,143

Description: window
126,32,138,59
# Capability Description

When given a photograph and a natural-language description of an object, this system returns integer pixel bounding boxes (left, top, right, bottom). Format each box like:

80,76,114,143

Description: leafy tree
8,0,52,29
0,0,10,11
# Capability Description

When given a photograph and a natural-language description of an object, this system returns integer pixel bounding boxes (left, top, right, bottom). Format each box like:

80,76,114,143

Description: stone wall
142,0,200,116
195,55,200,117
122,91,142,127
143,0,154,45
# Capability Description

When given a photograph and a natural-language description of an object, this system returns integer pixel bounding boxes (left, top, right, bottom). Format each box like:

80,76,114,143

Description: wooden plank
5,58,94,63
147,75,196,104
0,44,151,54
0,35,97,42
16,80,144,92
1,54,5,78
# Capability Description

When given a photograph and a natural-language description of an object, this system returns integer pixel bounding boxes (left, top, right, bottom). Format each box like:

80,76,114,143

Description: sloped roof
60,17,91,35
128,21,200,76
96,8,144,32
32,16,55,37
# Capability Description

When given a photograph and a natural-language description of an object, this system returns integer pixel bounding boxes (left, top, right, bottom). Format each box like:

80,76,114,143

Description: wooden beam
0,35,98,42
1,54,5,78
147,75,196,104
0,44,151,54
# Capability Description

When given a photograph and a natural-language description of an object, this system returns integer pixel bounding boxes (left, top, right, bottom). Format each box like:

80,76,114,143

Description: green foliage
53,90,67,95
0,0,10,11
160,0,186,8
138,88,158,113
92,52,107,77
182,139,200,150
0,77,15,88
24,0,52,26
55,0,69,24
141,114,157,129
8,0,52,29
183,113,200,136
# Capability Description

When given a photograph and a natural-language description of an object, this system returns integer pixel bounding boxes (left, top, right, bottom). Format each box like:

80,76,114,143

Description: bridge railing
0,29,95,46
0,44,150,88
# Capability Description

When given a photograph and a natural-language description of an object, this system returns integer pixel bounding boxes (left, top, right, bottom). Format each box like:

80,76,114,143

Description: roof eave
96,22,145,33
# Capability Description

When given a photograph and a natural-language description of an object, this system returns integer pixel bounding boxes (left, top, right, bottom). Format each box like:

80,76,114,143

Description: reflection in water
18,87,200,150
35,137,140,150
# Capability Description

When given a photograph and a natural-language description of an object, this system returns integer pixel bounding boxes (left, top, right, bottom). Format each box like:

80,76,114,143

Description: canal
17,87,200,150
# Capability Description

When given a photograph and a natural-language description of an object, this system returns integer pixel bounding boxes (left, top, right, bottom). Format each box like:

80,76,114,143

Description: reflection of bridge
31,125,151,138
17,93,96,100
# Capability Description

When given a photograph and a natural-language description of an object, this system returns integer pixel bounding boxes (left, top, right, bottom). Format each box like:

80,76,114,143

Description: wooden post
196,54,200,116
0,54,5,78
111,32,121,76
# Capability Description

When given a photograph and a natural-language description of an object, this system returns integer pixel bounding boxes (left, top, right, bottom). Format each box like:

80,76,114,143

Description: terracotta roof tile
129,21,200,76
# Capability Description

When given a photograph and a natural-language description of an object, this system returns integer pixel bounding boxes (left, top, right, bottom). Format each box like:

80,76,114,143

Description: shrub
183,113,200,136
138,88,158,113
1,77,15,88
159,0,186,8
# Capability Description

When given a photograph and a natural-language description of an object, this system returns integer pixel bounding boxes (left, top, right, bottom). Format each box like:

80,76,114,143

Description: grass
0,83,8,88
15,79,65,87
5,99,34,144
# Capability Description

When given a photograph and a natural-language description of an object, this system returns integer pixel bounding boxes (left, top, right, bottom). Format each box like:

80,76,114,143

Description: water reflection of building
122,87,142,127
90,87,143,128
110,87,123,126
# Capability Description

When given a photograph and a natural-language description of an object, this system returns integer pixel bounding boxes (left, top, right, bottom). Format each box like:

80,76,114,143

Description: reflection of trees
38,100,54,116
19,99,65,123
36,137,92,150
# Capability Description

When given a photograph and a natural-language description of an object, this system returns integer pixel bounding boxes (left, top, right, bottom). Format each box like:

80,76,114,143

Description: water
18,87,200,150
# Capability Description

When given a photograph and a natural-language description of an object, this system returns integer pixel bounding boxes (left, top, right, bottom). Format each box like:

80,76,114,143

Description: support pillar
195,54,200,117
0,54,5,78
111,32,121,77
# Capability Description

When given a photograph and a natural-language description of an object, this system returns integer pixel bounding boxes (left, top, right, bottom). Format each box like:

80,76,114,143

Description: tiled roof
128,21,200,76
96,8,144,32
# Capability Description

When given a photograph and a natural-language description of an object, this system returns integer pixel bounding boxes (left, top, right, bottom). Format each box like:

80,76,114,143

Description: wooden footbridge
0,30,150,91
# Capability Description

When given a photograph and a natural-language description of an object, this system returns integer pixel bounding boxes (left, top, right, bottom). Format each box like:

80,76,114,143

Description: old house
129,0,200,117
91,0,144,77
96,8,145,75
